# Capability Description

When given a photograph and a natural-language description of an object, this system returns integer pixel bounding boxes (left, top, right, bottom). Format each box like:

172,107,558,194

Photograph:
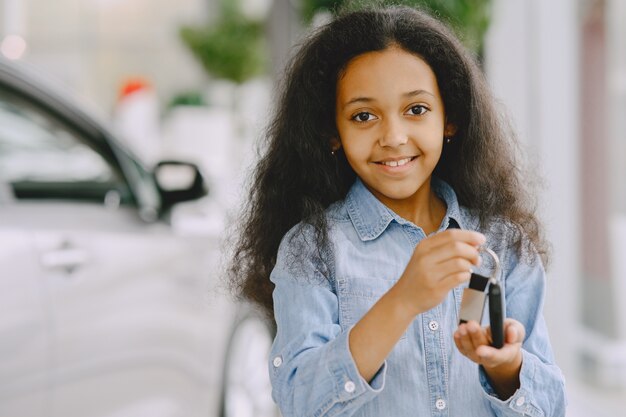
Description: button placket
435,398,446,410
422,307,448,416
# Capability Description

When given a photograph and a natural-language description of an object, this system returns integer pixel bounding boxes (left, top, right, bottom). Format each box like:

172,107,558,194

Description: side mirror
153,160,208,208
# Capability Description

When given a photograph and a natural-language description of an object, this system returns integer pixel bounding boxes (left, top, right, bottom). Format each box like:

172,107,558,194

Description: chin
384,189,420,201
376,183,421,200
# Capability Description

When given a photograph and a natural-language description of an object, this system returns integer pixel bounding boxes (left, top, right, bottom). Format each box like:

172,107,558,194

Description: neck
373,180,447,235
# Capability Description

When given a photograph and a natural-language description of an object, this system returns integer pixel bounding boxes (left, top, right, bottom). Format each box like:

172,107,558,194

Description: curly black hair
227,5,549,320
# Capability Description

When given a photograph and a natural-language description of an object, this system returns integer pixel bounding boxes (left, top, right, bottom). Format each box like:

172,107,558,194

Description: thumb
505,320,525,344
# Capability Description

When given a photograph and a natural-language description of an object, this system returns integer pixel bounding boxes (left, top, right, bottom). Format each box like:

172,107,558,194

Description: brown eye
352,112,375,122
408,105,428,116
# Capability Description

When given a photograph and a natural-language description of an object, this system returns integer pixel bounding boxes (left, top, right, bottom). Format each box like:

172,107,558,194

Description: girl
228,5,566,417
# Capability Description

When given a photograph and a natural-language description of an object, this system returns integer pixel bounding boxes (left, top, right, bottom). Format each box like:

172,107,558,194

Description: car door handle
40,246,89,273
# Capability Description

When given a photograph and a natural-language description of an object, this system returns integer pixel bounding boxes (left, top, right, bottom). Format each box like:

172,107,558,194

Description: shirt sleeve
478,249,567,417
268,225,387,417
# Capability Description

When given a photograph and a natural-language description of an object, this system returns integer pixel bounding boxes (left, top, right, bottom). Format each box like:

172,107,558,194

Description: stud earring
331,150,336,156
445,137,452,144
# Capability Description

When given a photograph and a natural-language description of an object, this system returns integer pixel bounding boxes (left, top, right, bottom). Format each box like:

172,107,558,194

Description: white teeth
381,157,412,167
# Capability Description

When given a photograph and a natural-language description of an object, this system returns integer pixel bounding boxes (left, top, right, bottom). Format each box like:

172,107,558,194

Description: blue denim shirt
269,178,566,417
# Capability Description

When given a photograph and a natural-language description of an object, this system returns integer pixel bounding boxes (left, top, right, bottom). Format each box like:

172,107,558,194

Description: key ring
459,245,505,348
479,246,505,348
479,246,501,285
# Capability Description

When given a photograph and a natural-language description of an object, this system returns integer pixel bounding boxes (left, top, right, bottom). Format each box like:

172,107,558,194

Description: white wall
485,0,580,377
2,0,214,111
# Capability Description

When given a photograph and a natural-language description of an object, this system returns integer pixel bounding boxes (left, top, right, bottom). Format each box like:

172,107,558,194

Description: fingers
467,321,490,347
417,230,485,268
436,251,479,288
440,269,472,289
454,321,488,362
455,319,526,369
431,240,483,267
436,255,474,275
454,326,475,357
504,319,525,344
476,342,520,368
401,230,487,314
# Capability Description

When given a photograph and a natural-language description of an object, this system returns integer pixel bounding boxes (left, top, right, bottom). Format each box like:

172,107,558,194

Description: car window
0,89,132,204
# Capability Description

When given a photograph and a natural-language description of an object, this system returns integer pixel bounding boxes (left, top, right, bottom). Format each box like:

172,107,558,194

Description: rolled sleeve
328,326,387,396
269,227,386,417
479,350,565,417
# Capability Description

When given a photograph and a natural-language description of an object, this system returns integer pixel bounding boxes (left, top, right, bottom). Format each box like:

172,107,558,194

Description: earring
331,150,336,156
445,137,452,144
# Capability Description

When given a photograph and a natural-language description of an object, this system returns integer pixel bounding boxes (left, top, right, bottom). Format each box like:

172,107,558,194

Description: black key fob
458,247,505,348
488,280,504,348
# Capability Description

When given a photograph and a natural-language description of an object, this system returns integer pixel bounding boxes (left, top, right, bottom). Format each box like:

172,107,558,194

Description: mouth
373,156,418,167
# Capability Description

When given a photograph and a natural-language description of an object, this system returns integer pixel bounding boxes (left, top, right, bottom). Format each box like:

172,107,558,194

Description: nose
379,117,408,148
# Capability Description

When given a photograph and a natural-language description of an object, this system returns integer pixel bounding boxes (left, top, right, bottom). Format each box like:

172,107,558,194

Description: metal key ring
479,246,501,285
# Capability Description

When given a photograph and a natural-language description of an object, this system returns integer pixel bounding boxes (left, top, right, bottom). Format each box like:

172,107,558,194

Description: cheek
342,144,367,169
419,127,445,155
426,139,444,157
428,145,444,166
339,131,370,161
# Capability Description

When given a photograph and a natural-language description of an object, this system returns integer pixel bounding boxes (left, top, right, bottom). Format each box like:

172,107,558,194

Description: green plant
301,0,492,55
411,0,492,55
167,90,207,109
180,1,267,84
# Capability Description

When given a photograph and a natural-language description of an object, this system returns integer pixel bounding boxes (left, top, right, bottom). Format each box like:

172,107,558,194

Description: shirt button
428,321,439,331
435,399,446,410
344,380,356,393
272,356,283,368
516,396,525,407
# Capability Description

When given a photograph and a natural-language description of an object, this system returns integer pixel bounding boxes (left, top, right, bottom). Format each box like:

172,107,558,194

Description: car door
0,86,236,417
0,211,52,417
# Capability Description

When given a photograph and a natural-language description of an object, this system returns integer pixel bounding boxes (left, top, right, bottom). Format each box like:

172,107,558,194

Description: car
0,58,279,417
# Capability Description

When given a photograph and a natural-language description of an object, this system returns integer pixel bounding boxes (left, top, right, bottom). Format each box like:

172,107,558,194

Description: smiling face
335,45,454,215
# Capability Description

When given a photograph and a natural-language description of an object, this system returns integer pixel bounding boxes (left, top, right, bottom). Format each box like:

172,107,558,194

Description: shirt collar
345,177,465,241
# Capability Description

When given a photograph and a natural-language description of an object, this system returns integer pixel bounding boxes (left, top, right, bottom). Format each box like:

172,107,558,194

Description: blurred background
1,0,625,416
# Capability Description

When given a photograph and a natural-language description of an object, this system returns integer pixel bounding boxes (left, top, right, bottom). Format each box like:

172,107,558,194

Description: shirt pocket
338,275,408,341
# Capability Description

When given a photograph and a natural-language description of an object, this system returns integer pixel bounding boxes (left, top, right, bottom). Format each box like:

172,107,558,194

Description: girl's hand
454,318,524,367
454,318,525,398
395,229,485,317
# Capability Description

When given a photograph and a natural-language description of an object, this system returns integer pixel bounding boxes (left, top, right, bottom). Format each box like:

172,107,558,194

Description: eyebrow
341,89,435,110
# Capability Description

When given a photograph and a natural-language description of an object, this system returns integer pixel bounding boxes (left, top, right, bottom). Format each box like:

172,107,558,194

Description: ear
330,137,342,152
444,122,457,138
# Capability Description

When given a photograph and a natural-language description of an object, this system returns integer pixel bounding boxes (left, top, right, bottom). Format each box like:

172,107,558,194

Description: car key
488,279,504,348
458,247,505,348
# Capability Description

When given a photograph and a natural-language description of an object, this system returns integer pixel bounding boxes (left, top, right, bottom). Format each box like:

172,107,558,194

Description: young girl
228,5,566,417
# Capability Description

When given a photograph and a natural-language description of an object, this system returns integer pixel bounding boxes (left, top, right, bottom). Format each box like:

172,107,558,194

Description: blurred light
240,0,272,21
1,35,27,60
118,78,152,99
